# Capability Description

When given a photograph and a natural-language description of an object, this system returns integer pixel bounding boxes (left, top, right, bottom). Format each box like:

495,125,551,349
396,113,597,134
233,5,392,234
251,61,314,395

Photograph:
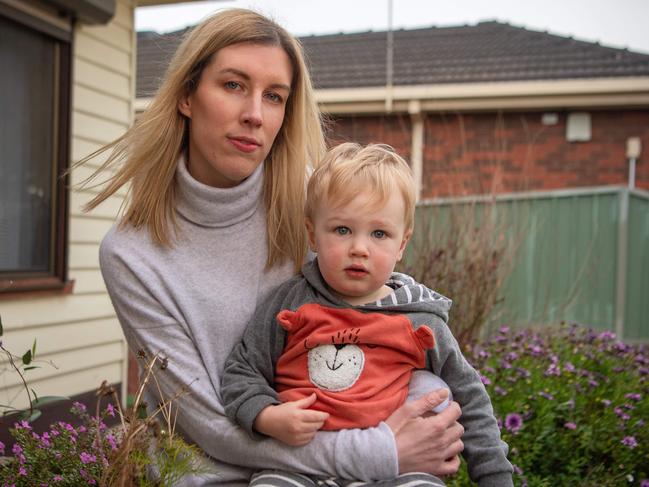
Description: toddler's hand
254,394,329,446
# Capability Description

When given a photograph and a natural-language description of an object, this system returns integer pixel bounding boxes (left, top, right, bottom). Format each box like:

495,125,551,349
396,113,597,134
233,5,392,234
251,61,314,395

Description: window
0,2,72,295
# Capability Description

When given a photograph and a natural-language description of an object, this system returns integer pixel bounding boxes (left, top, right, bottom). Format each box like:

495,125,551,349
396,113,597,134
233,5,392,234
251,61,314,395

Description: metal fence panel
625,192,649,340
411,188,647,340
497,192,619,330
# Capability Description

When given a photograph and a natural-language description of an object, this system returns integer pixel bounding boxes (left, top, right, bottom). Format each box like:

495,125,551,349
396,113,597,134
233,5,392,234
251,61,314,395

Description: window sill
0,279,75,301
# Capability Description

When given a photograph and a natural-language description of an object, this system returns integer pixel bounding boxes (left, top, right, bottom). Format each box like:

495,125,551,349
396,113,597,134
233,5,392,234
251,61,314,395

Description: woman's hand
386,389,464,476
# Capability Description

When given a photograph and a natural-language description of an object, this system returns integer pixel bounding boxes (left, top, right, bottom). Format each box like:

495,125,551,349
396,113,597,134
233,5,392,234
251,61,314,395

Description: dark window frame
0,2,73,298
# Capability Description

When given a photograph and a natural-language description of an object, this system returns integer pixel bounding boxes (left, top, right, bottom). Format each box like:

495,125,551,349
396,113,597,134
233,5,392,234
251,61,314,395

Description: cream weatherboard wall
1,0,134,409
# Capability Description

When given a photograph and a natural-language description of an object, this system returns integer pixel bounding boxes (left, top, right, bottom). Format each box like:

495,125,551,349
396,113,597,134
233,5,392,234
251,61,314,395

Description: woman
83,9,464,485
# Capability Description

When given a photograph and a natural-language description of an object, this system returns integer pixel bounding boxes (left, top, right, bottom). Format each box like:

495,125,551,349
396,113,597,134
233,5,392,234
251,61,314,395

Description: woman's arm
99,233,398,481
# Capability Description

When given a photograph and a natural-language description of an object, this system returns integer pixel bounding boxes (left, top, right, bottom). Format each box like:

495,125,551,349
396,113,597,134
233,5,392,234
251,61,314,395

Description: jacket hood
301,259,452,323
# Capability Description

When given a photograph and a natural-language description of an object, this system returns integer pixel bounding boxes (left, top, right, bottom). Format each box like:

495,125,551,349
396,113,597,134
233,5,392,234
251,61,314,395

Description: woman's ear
396,228,413,261
305,218,317,252
178,94,192,118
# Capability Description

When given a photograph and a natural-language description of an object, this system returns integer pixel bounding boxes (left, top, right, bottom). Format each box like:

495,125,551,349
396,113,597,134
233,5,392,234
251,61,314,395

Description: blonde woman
84,9,464,486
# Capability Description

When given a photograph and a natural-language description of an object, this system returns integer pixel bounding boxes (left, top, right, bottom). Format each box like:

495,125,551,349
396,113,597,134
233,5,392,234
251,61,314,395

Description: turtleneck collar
175,154,264,227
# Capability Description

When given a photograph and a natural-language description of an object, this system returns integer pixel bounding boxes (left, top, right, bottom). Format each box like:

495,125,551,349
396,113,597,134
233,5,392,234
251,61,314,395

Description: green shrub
449,324,648,487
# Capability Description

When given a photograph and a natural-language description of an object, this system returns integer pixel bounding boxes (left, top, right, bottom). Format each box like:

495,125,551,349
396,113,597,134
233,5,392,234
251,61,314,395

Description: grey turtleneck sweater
99,158,398,485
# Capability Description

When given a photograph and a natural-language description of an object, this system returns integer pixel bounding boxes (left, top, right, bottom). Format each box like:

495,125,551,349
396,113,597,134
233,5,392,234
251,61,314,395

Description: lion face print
306,329,365,391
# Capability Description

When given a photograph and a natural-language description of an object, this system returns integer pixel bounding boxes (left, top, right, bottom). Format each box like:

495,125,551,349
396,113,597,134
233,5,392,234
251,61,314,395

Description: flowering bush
0,402,116,485
449,323,648,486
0,355,208,486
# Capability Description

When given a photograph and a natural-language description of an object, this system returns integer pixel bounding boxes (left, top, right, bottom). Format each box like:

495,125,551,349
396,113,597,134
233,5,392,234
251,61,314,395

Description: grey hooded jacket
222,259,513,487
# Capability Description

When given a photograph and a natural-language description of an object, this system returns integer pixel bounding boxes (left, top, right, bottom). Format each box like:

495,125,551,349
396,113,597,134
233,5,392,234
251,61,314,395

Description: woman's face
179,42,293,188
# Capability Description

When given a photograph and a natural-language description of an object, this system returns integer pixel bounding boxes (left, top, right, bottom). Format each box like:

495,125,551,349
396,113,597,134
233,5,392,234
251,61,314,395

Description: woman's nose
241,94,263,127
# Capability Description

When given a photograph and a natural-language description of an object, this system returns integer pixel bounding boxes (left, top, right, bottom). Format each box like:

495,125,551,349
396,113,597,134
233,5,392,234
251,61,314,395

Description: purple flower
0,441,4,456
545,363,561,376
564,422,577,430
639,479,649,487
18,466,27,476
480,375,491,385
505,413,523,433
564,361,575,373
614,407,631,421
529,345,543,356
517,368,531,378
538,391,555,400
598,330,616,341
14,420,31,431
601,399,612,407
12,443,23,456
621,436,637,448
80,452,97,464
106,433,118,451
106,403,116,417
494,386,507,396
53,475,63,483
72,401,87,412
625,393,642,401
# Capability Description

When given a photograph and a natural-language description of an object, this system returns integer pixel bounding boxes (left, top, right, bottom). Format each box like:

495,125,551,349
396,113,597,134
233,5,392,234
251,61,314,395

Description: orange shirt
275,303,435,430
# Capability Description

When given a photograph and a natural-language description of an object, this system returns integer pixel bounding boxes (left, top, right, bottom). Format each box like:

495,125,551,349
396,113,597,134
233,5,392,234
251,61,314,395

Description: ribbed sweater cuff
236,395,279,438
477,472,514,487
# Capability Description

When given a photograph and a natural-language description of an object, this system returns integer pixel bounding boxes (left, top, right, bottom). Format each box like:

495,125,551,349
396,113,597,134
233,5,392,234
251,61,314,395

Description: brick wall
328,109,649,198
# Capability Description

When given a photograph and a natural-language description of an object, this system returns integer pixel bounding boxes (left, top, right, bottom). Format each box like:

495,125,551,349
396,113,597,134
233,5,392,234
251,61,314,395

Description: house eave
316,77,649,114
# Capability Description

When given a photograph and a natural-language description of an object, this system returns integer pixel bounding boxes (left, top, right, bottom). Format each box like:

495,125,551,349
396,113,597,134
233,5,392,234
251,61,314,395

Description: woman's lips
228,136,261,153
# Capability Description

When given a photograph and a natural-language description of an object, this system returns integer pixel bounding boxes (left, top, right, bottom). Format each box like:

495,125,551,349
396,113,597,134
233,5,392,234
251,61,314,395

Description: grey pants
249,471,445,487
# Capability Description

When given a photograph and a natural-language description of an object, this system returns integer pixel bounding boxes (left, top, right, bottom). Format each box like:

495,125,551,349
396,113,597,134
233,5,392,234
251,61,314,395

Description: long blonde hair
79,9,325,271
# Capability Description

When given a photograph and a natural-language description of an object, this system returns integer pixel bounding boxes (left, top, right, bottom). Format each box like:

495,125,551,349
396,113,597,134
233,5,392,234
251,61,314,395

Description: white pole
385,0,393,112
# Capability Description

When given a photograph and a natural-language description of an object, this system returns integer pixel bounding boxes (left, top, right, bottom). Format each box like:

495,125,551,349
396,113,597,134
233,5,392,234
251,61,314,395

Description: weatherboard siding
0,0,134,410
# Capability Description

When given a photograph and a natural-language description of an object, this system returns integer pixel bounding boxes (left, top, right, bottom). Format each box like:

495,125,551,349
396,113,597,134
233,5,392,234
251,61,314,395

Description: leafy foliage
448,324,649,486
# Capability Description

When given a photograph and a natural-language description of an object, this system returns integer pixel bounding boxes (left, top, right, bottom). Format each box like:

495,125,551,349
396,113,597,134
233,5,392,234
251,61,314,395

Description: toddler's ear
305,218,317,252
276,309,299,332
414,326,435,349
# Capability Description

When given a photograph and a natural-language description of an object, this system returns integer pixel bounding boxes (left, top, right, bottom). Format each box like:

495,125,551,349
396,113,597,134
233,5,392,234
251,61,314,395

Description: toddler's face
306,189,411,305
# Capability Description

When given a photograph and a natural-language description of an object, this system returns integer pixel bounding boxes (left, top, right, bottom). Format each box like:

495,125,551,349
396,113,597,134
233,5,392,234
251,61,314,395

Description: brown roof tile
137,21,649,97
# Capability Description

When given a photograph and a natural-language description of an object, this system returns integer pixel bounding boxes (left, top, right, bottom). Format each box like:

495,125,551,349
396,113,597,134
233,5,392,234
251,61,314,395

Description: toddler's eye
372,230,386,239
335,226,350,236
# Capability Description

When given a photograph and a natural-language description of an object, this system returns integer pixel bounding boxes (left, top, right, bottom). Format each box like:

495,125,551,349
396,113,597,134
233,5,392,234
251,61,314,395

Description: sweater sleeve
427,320,514,487
221,283,289,436
99,235,398,481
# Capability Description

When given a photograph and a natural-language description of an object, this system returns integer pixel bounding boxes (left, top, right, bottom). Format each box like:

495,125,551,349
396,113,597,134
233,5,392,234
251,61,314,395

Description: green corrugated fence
409,187,649,341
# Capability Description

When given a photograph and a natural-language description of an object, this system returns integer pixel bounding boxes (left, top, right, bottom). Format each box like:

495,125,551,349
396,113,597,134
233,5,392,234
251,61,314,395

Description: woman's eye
225,81,241,90
372,230,386,239
335,226,350,235
265,92,283,104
